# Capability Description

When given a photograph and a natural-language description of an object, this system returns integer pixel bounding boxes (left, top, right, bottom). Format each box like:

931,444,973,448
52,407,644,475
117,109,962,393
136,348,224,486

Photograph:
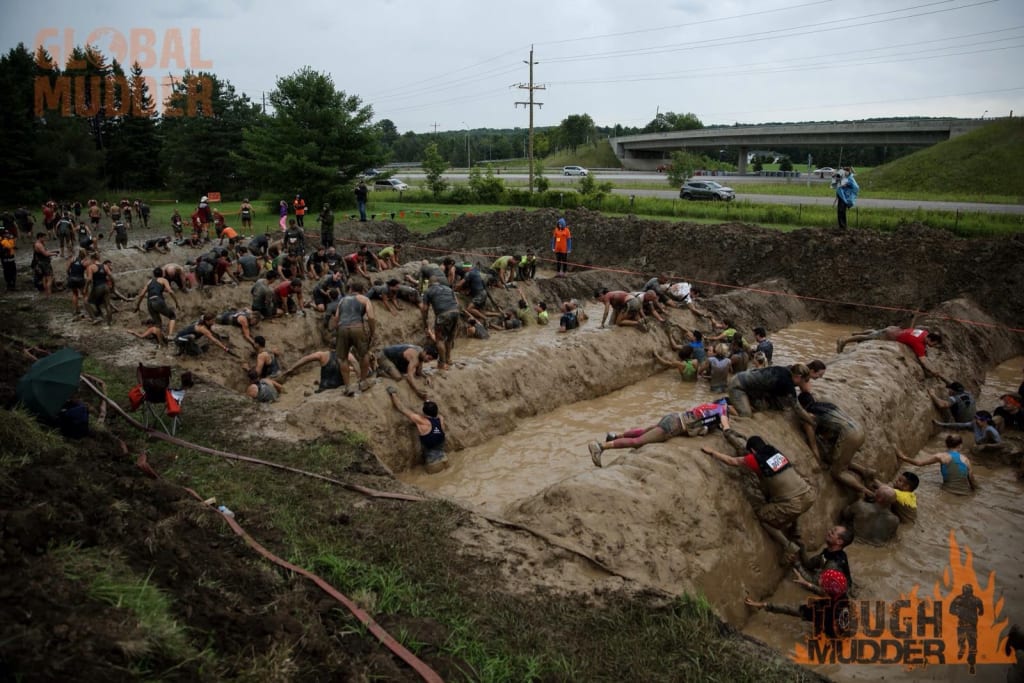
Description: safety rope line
326,235,1024,335
79,377,426,502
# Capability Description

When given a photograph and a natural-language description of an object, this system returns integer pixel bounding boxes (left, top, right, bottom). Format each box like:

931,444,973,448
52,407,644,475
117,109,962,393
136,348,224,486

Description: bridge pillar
737,147,748,174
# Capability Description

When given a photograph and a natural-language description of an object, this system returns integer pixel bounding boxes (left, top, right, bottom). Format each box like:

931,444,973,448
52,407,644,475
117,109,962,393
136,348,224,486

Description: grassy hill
862,118,1024,200
544,140,622,169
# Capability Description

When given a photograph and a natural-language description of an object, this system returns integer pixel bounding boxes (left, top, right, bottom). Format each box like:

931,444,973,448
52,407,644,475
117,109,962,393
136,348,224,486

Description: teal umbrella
15,348,84,419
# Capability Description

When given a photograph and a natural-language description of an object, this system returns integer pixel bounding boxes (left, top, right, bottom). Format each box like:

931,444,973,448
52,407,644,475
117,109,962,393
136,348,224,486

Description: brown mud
3,210,1024,680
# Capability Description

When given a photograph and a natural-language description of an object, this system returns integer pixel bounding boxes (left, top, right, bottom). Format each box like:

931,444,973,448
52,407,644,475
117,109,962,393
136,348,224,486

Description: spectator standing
551,217,572,277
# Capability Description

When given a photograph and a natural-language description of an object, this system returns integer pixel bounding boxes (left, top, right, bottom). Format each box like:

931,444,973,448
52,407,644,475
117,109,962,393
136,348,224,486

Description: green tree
643,111,703,133
236,67,377,208
469,165,505,203
106,62,162,190
0,44,47,202
559,113,595,153
666,150,704,186
779,156,793,172
533,158,549,192
421,142,448,198
162,71,262,198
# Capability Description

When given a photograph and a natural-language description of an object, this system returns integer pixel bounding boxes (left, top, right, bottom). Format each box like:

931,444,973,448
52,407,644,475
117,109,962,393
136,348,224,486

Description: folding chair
137,364,184,435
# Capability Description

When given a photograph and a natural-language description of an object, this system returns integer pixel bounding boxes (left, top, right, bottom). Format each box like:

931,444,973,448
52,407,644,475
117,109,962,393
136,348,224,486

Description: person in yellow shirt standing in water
551,217,572,277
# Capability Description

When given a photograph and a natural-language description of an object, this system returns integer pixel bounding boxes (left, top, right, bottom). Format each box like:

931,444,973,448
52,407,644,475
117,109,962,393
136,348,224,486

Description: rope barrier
79,376,426,502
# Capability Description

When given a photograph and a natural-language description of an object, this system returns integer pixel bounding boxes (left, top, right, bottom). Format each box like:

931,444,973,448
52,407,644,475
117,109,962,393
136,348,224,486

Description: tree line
1,42,715,207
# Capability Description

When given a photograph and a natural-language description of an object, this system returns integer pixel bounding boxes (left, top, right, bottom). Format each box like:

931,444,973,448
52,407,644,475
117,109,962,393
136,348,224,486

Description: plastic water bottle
217,505,235,518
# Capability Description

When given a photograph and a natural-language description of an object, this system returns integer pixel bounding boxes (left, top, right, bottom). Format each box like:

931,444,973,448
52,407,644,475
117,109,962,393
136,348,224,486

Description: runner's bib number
765,452,788,472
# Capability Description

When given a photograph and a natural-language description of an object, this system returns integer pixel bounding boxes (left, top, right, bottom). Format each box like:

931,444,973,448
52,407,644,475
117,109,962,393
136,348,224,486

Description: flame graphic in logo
792,530,1015,670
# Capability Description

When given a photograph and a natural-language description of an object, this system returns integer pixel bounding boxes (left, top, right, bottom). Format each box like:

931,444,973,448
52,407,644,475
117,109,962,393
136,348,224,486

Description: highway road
399,171,1023,215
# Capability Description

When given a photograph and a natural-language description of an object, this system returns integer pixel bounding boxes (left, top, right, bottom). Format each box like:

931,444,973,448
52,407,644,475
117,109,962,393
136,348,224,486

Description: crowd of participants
4,196,1023,659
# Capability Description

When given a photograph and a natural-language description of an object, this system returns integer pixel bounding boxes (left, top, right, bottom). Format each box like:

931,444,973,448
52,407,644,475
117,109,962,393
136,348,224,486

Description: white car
562,165,588,176
373,178,409,191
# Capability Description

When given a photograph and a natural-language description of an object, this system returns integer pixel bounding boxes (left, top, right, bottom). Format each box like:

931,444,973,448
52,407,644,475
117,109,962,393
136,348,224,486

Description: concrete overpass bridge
608,118,988,172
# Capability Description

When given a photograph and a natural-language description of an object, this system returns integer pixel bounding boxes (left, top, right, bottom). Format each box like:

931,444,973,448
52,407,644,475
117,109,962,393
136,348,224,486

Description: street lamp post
462,122,470,170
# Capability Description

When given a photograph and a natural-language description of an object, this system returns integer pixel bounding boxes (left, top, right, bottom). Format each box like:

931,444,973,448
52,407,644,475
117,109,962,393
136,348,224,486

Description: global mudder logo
792,531,1015,673
33,27,213,117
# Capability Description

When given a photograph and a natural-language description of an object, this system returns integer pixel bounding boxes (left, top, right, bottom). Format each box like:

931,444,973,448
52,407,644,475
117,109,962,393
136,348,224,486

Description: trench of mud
52,226,1024,681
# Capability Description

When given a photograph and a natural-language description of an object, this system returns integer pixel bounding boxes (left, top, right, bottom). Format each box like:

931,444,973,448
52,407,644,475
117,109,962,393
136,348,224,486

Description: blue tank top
940,451,969,481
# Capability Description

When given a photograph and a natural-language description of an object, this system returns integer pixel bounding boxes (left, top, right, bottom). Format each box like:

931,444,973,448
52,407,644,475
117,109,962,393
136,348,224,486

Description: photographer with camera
831,166,859,229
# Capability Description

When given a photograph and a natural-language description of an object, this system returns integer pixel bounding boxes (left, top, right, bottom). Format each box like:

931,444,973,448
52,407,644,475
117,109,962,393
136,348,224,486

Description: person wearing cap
745,565,852,638
196,196,212,240
292,194,306,227
929,381,976,423
701,414,815,554
551,217,572,277
589,398,733,467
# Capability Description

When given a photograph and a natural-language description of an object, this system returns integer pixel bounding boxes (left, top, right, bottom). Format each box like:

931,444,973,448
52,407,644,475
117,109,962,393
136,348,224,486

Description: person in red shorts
835,326,946,380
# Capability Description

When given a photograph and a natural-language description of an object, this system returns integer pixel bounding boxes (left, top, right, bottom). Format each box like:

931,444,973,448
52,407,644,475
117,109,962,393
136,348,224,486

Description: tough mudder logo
793,531,1014,673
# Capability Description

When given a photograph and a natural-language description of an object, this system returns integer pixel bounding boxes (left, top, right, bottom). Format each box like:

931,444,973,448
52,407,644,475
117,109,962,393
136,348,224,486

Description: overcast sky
3,0,1022,133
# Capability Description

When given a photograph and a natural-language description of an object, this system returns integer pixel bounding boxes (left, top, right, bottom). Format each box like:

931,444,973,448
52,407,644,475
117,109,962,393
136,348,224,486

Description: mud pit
36,210,1024,679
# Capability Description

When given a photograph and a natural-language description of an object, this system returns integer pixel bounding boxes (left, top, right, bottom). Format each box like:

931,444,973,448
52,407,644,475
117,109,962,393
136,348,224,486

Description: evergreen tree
161,71,262,198
236,67,377,208
106,62,162,191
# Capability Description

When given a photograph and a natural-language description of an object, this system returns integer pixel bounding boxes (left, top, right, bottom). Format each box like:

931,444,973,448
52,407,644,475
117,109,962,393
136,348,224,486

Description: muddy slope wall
505,297,1022,624
416,210,1024,331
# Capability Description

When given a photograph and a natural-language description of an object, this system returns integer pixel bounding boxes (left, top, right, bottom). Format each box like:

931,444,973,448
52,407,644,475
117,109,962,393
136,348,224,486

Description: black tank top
68,259,85,280
146,278,164,299
92,266,108,287
419,416,445,450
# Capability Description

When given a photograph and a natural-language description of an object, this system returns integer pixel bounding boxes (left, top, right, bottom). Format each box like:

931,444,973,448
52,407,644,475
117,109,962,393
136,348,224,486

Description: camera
829,169,845,189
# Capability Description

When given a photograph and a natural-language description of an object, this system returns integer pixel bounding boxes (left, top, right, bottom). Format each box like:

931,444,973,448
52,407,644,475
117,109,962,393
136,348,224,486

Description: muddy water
401,324,1024,681
743,355,1024,683
398,321,856,514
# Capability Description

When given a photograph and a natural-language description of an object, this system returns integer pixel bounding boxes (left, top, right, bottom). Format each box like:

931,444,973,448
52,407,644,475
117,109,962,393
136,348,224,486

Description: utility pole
514,45,545,192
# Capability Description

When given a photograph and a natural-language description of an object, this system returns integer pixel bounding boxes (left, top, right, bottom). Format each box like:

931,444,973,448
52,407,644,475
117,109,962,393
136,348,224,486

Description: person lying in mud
745,567,852,639
797,391,866,493
897,435,976,495
387,386,448,474
702,417,815,555
636,289,666,324
835,326,948,382
653,345,699,381
376,343,437,400
464,313,490,339
174,313,231,356
489,307,522,331
727,363,816,420
311,270,346,313
279,349,358,393
246,369,282,403
215,308,261,351
590,398,733,467
126,324,166,346
136,236,171,254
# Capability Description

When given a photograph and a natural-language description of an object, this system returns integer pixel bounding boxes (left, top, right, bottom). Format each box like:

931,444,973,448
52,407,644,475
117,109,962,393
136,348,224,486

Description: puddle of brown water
398,321,855,514
742,355,1024,683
